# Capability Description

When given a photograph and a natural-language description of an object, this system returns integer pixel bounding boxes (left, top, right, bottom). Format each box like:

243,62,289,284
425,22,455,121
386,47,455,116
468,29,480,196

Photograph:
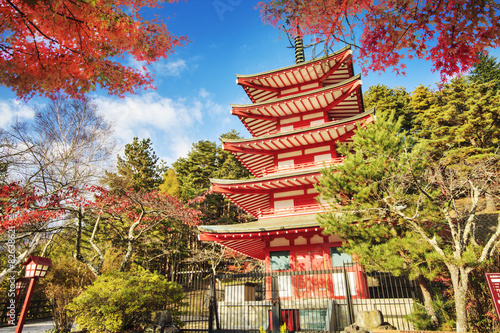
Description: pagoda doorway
295,250,329,298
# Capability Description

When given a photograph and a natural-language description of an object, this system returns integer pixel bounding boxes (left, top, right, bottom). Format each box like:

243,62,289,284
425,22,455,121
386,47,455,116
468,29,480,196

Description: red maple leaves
0,182,66,231
259,0,500,79
89,186,201,230
0,0,188,99
1,183,200,233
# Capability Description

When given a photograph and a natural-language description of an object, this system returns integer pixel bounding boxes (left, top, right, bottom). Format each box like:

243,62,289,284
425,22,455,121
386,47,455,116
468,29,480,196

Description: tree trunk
120,239,135,272
417,275,439,328
449,265,470,332
73,208,103,277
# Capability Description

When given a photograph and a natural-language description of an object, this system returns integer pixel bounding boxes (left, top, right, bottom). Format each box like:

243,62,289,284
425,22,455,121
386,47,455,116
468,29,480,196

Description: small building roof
22,256,53,267
199,213,320,233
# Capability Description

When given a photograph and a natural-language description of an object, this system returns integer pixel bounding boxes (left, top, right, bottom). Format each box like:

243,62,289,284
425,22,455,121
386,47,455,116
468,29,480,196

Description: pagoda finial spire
295,34,305,64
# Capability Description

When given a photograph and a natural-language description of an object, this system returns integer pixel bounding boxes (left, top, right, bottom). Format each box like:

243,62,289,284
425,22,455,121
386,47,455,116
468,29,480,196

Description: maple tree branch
58,2,85,24
74,206,103,276
0,44,15,57
6,0,81,55
89,211,105,270
107,215,127,240
23,19,46,71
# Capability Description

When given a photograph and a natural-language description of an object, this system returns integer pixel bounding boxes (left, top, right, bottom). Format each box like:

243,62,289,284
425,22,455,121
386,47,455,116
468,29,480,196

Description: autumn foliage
0,0,187,99
90,186,202,230
0,182,65,231
258,0,500,78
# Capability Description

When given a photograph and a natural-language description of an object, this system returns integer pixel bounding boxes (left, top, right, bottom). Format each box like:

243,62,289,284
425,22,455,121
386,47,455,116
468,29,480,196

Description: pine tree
363,84,412,131
469,54,500,91
173,140,217,199
105,137,163,193
412,77,500,164
318,112,500,332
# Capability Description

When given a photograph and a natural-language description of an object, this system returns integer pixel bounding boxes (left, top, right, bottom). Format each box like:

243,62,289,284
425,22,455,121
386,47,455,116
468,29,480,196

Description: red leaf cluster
87,186,201,230
259,0,500,79
0,182,65,231
0,0,188,99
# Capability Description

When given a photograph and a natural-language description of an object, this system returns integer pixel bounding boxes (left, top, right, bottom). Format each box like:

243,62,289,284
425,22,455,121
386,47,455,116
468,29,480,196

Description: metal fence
170,265,422,333
170,270,213,332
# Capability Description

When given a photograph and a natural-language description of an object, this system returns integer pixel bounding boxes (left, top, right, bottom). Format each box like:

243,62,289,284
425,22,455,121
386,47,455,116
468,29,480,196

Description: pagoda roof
237,46,353,103
198,214,323,260
232,74,363,137
210,169,322,218
223,109,375,177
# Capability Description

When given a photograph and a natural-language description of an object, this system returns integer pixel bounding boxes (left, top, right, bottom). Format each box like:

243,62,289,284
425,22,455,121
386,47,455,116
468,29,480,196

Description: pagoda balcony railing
257,203,331,218
262,157,344,176
266,122,328,135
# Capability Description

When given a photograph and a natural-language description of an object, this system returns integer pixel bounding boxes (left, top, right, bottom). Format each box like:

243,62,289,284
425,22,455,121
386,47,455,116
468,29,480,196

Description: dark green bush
405,295,455,331
66,267,184,333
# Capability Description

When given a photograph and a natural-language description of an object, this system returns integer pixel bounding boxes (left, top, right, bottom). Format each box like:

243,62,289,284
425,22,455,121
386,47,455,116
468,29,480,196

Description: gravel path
0,319,55,333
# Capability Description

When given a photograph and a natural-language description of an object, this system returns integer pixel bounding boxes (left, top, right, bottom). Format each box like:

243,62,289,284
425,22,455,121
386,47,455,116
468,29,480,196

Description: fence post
343,263,355,325
208,276,215,333
270,275,281,333
213,277,220,331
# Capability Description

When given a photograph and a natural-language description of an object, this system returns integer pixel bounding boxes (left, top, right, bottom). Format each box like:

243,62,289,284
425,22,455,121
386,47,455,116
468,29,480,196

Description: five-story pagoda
198,44,374,298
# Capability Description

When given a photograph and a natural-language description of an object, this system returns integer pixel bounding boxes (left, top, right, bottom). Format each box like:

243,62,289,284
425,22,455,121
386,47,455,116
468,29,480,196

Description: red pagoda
198,45,374,298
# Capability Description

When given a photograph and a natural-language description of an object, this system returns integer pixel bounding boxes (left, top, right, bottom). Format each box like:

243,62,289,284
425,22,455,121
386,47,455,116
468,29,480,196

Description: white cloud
199,88,210,99
93,90,224,164
0,99,34,128
126,56,189,78
153,59,188,77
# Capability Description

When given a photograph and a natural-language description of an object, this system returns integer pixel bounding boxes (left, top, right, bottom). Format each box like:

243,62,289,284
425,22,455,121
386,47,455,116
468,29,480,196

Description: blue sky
0,0,493,167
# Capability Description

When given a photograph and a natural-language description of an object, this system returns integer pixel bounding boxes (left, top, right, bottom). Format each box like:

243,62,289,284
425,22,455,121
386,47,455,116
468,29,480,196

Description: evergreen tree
318,112,500,332
318,114,440,327
172,132,252,224
173,130,252,202
469,53,500,91
363,84,413,131
105,137,163,193
412,77,500,163
408,85,435,133
173,140,217,199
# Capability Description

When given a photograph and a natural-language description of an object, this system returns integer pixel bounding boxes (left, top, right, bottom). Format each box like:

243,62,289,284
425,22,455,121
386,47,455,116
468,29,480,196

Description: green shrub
66,267,185,333
405,295,455,331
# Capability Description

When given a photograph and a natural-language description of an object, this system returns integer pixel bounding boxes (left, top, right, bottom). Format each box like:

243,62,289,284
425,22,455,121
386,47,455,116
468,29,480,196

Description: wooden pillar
15,277,37,333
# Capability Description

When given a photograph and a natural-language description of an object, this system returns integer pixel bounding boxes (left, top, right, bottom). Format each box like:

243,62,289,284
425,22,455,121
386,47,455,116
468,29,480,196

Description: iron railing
169,265,422,333
261,158,344,176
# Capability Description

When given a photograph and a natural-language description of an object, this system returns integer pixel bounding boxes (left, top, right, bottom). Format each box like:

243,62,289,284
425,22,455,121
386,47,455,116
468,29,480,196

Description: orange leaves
0,0,188,99
259,0,500,80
